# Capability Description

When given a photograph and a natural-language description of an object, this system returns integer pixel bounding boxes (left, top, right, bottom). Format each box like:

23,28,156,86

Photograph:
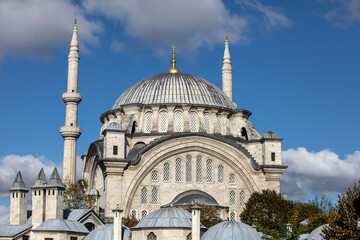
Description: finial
167,45,180,73
74,18,77,25
225,33,228,41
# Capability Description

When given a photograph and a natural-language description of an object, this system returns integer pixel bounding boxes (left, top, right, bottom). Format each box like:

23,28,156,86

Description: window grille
131,210,137,218
141,187,147,204
229,174,236,184
151,171,158,182
144,112,153,133
175,158,182,182
230,190,235,206
163,163,170,182
218,165,224,183
151,188,158,204
206,159,213,183
174,111,183,132
159,111,168,132
196,155,202,183
230,212,235,221
189,112,197,132
147,232,157,240
204,114,210,133
186,155,192,182
216,115,222,134
141,210,148,219
240,190,246,207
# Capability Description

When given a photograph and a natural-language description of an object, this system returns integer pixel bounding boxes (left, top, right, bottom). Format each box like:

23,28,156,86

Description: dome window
229,174,236,185
163,163,170,182
175,158,182,182
151,170,158,182
186,155,192,182
141,187,147,204
144,112,153,133
206,159,213,183
174,111,183,132
204,114,211,134
189,112,197,132
229,191,236,206
240,190,246,207
196,155,203,183
216,115,222,134
218,165,224,183
159,111,168,132
151,188,158,204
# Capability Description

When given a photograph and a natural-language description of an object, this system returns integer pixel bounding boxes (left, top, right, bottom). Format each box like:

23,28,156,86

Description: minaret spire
60,19,82,183
222,33,232,101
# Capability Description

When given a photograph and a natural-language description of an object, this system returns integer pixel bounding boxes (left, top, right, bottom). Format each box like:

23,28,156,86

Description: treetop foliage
63,179,96,209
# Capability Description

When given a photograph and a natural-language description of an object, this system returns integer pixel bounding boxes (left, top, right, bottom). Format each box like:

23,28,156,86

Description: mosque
0,21,295,240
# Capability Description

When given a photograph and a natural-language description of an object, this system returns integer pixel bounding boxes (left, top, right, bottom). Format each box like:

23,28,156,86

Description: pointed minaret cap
32,168,48,188
10,171,28,192
47,168,65,189
70,18,79,48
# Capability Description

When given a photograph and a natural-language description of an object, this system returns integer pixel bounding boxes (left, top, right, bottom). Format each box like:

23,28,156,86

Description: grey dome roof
307,224,327,240
263,131,279,139
132,207,204,229
201,221,261,240
33,219,89,234
163,190,220,207
85,224,131,240
112,73,235,110
106,122,123,131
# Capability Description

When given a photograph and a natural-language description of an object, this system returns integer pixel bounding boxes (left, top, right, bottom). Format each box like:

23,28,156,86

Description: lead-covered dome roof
112,73,235,110
202,221,261,240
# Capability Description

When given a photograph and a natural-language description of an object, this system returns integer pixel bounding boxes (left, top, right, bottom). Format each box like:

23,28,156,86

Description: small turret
31,168,48,228
191,205,202,240
9,171,28,225
45,168,65,220
112,206,124,240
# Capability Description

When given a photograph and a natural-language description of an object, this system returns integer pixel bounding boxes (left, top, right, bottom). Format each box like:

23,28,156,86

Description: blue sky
0,0,359,210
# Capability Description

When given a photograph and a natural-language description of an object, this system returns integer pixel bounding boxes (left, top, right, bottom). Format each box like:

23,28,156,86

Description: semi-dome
112,73,235,110
263,131,279,139
162,190,221,207
201,221,261,240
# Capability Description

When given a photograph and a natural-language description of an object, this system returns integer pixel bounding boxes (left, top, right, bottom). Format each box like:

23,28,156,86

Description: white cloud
322,0,360,26
0,205,9,215
281,147,360,200
236,0,293,30
111,40,127,53
82,0,248,54
0,0,102,61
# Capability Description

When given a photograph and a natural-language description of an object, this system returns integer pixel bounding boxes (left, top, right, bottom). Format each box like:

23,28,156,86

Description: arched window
141,187,147,204
147,232,157,240
175,158,182,182
230,212,236,221
163,163,170,182
151,170,158,182
204,114,211,133
216,115,222,134
141,210,148,219
218,165,224,183
131,209,137,219
206,159,213,183
229,174,236,185
159,111,168,132
152,188,158,204
186,155,192,182
229,190,235,206
240,190,246,207
144,112,153,133
241,127,248,140
174,111,183,132
189,112,197,132
196,155,202,183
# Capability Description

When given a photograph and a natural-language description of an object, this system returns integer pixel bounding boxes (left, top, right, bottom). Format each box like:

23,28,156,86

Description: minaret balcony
60,126,82,138
62,92,82,103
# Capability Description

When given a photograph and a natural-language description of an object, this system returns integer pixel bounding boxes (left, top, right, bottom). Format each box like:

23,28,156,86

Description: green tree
63,179,96,209
240,189,293,237
185,204,222,228
122,216,140,228
322,180,360,239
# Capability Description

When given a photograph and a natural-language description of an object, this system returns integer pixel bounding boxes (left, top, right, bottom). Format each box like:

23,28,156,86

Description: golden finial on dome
225,33,228,41
167,45,180,73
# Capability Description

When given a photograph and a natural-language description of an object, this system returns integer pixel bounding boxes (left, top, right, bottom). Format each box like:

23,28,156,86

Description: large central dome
112,73,235,110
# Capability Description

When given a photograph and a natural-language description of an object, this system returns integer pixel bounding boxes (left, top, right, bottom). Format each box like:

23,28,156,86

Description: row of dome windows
143,111,231,134
150,156,239,184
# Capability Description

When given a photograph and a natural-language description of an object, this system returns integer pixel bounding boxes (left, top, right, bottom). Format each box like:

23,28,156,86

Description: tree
322,180,360,239
122,216,140,228
185,204,222,228
63,179,96,209
240,189,293,238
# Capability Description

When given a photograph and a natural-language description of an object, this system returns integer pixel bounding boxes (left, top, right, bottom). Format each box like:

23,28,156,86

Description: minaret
9,171,28,225
191,205,202,240
112,206,124,240
60,19,82,183
222,34,232,101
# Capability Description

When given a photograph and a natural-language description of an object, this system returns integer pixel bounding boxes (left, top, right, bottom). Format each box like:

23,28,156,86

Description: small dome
106,122,123,131
163,190,220,207
307,224,328,240
263,131,278,139
112,73,235,110
201,221,261,240
132,207,202,229
85,224,131,240
89,189,100,196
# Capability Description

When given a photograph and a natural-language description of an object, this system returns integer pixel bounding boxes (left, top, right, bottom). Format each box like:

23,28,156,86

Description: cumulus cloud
322,0,360,26
82,0,247,54
0,0,102,61
281,147,360,200
236,0,293,30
